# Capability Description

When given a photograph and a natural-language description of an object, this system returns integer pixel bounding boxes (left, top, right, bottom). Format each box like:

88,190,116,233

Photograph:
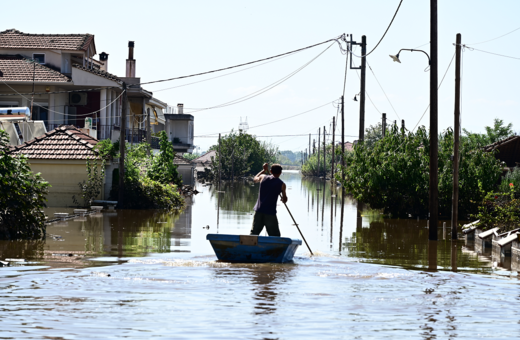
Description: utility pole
429,0,439,241
309,134,311,159
382,113,387,138
452,33,462,240
30,59,36,120
323,126,326,178
218,133,222,191
331,117,335,184
118,82,127,208
317,128,321,177
341,96,345,183
313,139,315,155
401,119,405,135
359,35,367,142
146,101,151,156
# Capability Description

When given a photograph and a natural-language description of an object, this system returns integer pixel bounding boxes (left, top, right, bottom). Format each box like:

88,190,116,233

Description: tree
208,130,278,179
337,125,503,218
364,122,384,149
463,118,514,146
0,130,50,240
149,131,182,186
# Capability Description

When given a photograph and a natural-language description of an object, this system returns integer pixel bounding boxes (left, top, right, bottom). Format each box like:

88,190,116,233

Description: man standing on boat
250,163,287,237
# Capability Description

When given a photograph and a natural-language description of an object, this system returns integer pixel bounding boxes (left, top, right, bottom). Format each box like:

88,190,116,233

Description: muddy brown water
1,171,518,339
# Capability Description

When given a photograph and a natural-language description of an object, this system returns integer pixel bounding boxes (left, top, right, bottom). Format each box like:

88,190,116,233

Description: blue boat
206,234,302,263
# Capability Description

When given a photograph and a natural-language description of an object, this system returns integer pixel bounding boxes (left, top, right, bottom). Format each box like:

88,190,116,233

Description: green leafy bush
337,125,502,218
149,131,182,186
208,130,278,179
473,184,520,232
0,130,50,240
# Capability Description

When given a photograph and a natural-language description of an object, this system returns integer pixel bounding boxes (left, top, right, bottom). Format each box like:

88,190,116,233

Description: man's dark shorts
250,211,280,237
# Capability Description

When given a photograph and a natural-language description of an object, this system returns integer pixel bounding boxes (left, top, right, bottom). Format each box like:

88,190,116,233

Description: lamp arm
398,48,431,65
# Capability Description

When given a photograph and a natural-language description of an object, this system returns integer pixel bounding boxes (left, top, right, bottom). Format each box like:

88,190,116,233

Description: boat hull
206,234,302,263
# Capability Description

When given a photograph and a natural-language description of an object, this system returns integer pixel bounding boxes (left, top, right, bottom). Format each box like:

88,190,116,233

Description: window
33,53,45,64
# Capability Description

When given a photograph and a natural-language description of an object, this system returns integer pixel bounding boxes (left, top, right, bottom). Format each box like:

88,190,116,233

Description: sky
4,0,520,153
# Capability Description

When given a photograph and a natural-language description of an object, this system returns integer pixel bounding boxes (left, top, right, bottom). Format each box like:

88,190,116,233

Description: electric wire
461,44,520,61
1,80,126,117
194,100,336,137
363,0,404,57
151,49,303,93
0,85,121,97
467,25,520,45
410,52,456,132
135,35,346,87
184,43,334,114
366,59,401,120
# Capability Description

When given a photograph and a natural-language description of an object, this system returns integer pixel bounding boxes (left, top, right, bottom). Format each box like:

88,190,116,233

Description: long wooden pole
317,127,321,177
331,117,335,185
118,83,127,208
323,126,326,178
280,194,314,256
452,33,462,240
218,133,222,191
429,0,439,241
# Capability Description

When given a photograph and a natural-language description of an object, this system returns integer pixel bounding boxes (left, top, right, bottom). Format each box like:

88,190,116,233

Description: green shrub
0,130,50,240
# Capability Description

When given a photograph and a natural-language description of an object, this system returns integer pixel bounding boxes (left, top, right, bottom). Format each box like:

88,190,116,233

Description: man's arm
280,183,288,203
253,163,269,183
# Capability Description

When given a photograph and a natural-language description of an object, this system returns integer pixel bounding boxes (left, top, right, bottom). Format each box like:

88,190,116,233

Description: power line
467,25,520,45
410,52,456,132
1,80,125,117
184,43,334,114
462,44,520,61
345,0,404,59
134,35,345,87
364,0,404,57
366,60,401,121
151,49,302,93
0,85,121,97
196,133,358,138
194,100,336,137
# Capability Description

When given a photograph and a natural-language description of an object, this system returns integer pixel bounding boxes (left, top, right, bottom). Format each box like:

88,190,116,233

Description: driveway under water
0,171,517,339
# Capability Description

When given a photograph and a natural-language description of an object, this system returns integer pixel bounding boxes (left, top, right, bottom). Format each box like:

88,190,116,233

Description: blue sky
4,0,520,152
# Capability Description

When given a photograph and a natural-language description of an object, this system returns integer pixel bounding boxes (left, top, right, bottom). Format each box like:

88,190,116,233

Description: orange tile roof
0,29,93,51
72,63,122,84
10,125,100,160
0,54,71,82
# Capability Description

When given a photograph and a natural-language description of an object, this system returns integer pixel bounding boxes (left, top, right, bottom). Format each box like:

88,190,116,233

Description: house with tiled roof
0,29,194,156
9,125,110,206
0,28,122,141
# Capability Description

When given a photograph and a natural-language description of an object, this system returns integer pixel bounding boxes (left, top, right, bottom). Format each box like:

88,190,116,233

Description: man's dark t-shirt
253,175,284,215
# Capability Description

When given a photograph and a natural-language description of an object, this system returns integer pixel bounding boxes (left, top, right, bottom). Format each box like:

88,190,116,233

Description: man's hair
271,164,283,175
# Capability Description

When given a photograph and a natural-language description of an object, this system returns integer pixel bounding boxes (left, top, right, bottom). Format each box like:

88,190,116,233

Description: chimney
177,103,184,114
99,52,109,72
126,41,136,77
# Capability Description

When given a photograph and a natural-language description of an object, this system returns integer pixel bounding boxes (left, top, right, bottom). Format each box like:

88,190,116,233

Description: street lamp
389,43,438,242
389,49,431,66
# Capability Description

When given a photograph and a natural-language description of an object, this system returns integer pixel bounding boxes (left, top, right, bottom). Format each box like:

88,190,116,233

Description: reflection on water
1,171,519,339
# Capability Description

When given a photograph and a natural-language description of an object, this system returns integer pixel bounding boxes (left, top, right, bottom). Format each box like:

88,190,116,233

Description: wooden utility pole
382,113,387,138
323,126,326,178
313,139,315,154
317,127,321,177
218,133,222,191
401,119,405,135
341,96,345,181
118,82,127,208
452,33,462,240
331,117,335,184
145,100,151,156
429,0,439,241
309,134,311,159
359,35,367,142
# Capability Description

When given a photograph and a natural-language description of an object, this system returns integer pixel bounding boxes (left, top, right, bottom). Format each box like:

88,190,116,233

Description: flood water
1,171,518,339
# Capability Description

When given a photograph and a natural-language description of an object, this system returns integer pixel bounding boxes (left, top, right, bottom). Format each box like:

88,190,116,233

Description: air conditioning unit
69,92,87,106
